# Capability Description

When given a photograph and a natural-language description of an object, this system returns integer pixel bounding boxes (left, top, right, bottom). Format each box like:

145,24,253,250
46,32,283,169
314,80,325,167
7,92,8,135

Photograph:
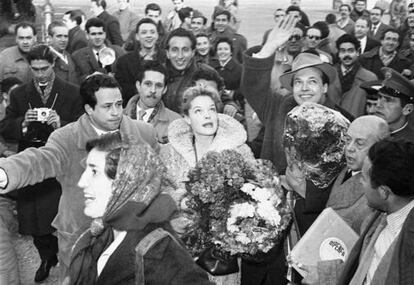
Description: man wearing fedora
373,67,414,143
240,15,352,285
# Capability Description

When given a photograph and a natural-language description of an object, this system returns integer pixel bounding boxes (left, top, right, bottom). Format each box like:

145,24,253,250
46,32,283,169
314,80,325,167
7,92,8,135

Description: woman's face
196,36,210,56
186,96,218,137
216,42,232,62
78,149,114,219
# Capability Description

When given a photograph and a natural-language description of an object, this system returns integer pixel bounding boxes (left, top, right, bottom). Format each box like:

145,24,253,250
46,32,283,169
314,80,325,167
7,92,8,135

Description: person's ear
85,104,93,115
323,83,328,93
135,80,141,92
402,103,413,116
378,185,391,200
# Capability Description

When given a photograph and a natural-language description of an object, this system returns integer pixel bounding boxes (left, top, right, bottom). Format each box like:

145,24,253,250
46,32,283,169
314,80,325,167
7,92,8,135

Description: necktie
371,25,377,33
96,52,102,68
342,170,352,184
138,110,146,121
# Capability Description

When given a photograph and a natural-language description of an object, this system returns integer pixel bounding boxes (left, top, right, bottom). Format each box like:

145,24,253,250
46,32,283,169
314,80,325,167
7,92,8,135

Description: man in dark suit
114,18,166,105
90,0,123,46
72,18,125,80
354,17,380,54
368,6,391,42
0,45,83,283
47,21,80,85
63,10,88,55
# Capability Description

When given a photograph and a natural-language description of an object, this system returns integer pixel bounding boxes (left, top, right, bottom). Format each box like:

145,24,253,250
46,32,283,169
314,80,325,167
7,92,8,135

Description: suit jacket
98,11,124,46
72,44,125,80
369,22,391,42
360,37,380,54
67,26,88,55
328,65,377,118
359,46,411,79
53,51,80,85
338,207,414,285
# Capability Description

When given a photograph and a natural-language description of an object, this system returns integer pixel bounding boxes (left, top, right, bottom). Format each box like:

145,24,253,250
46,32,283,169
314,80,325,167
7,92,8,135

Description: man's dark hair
354,0,366,5
85,18,106,33
0,77,22,94
136,61,169,85
48,21,67,36
80,73,120,109
371,6,384,15
145,3,162,14
214,37,234,53
214,9,231,21
339,4,351,12
286,5,301,14
381,28,399,40
325,13,337,24
64,10,84,25
336,34,361,51
91,0,107,9
165,28,196,50
312,21,330,39
27,45,55,64
135,18,157,33
192,67,225,91
368,138,414,197
178,7,193,22
86,132,123,179
15,21,37,36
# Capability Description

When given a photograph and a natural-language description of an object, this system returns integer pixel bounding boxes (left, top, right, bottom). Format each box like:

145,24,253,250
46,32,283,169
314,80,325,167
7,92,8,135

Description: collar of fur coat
168,113,247,166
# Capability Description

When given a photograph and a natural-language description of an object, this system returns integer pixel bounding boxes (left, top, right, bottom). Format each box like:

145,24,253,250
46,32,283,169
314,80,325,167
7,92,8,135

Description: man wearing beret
373,67,414,142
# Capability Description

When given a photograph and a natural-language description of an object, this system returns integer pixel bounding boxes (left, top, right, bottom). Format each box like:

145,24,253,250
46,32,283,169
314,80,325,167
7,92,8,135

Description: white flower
241,183,256,194
235,232,251,244
257,201,281,226
227,202,255,231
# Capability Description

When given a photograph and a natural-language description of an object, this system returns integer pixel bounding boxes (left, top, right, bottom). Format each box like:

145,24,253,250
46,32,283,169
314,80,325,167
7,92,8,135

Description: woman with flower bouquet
160,85,257,284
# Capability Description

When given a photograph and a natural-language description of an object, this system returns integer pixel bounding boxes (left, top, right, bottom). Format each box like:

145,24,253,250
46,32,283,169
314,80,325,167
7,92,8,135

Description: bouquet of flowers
182,150,291,271
283,102,350,188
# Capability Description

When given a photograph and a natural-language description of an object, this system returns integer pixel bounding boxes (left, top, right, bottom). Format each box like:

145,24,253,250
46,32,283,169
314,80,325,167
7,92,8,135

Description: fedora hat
280,52,337,91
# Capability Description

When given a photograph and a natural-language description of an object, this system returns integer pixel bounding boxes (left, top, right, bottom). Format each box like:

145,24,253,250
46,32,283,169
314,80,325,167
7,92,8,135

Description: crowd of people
0,0,413,284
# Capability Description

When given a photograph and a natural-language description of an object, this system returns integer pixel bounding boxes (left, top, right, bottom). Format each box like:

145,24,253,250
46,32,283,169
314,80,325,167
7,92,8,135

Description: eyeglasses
289,34,302,41
307,35,321,40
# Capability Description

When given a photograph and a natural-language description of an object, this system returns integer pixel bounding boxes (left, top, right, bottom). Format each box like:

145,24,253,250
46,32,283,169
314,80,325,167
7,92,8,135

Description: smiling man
0,73,158,282
328,34,377,118
124,61,181,143
115,18,166,105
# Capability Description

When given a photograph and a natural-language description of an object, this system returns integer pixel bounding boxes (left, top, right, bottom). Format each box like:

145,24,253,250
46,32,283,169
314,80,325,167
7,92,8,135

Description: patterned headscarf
70,143,177,284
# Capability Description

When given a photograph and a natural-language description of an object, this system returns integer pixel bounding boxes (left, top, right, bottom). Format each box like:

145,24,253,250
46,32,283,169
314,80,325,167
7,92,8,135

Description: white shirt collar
136,104,154,123
391,122,408,135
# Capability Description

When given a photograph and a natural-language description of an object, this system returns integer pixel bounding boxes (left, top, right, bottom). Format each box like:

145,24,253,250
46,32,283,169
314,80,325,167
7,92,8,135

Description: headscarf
69,143,177,284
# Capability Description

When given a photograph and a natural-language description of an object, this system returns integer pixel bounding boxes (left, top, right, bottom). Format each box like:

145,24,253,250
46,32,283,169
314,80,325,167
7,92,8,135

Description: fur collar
168,113,247,166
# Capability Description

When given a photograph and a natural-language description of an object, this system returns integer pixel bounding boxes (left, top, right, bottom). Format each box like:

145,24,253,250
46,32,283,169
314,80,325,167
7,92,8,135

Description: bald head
345,115,390,171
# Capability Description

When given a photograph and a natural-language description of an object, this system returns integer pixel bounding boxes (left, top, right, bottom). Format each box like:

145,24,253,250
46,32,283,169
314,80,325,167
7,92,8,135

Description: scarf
337,61,360,94
379,47,397,67
33,72,55,105
69,144,177,285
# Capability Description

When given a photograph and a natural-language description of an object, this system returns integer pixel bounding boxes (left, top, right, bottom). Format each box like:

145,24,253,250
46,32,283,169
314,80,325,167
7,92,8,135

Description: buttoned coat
67,26,88,55
368,22,391,42
0,46,31,83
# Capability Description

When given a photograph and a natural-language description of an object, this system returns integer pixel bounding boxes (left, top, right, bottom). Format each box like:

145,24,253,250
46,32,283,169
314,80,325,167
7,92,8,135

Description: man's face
136,70,167,109
90,1,101,17
30,59,54,84
136,23,158,50
292,67,327,105
146,10,161,24
355,1,366,12
408,13,414,28
50,26,69,53
344,120,379,171
166,36,195,71
374,93,406,127
87,26,106,49
338,42,359,68
361,158,385,210
117,0,128,11
354,19,369,39
370,8,382,25
172,0,184,10
306,28,321,49
381,31,399,53
86,87,123,131
366,98,378,115
274,10,286,23
339,6,350,18
62,14,76,30
214,14,229,33
286,28,304,55
16,27,36,53
191,17,205,34
288,11,301,21
196,36,210,56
